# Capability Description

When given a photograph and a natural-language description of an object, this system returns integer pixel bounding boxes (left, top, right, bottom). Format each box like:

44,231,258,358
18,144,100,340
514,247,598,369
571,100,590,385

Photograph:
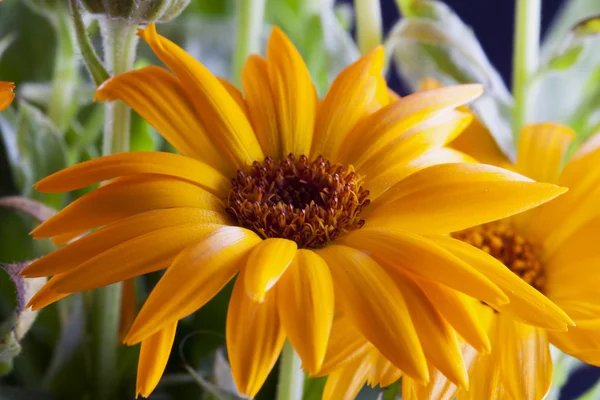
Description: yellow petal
34,151,230,197
242,55,281,160
337,228,508,308
322,354,373,400
546,216,600,269
227,271,285,397
549,326,600,366
403,362,463,400
22,208,229,278
243,238,297,302
317,245,428,382
266,27,318,157
138,24,263,169
217,77,246,112
276,249,334,373
573,128,600,160
125,227,261,344
136,321,177,398
26,276,69,310
429,234,573,330
355,109,472,174
31,174,223,239
119,278,137,342
496,315,552,400
515,123,575,184
48,224,223,293
365,147,477,200
340,84,483,165
0,81,15,112
95,66,231,173
415,277,491,354
366,163,567,235
311,47,386,160
316,316,371,376
389,269,468,388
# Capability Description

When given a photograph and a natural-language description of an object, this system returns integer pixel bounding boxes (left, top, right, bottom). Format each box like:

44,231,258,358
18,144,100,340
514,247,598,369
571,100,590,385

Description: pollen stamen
452,221,545,292
226,154,370,249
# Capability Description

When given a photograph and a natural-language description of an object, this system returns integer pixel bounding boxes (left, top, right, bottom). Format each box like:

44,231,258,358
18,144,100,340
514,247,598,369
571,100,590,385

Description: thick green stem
512,0,541,136
355,0,383,54
48,7,78,131
232,0,265,88
69,0,110,86
100,17,139,155
276,342,304,400
90,17,139,400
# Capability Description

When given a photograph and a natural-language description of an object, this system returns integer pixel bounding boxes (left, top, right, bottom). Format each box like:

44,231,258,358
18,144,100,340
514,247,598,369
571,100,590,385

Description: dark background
362,0,598,398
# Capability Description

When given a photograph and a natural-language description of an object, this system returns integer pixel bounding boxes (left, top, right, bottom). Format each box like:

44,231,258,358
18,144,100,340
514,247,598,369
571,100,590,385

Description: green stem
232,0,265,88
276,341,304,400
100,17,139,155
48,6,78,131
69,0,110,86
512,0,541,136
90,17,139,400
355,0,383,54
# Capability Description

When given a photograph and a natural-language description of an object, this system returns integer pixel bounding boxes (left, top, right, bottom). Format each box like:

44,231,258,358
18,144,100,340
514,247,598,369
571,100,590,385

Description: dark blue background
343,0,600,398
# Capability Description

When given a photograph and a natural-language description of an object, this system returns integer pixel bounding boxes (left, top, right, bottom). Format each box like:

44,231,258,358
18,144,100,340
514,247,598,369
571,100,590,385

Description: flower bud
79,0,190,24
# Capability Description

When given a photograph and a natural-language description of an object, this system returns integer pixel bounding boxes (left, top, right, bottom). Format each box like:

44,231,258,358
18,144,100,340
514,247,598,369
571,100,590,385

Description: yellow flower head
22,25,567,398
0,81,15,112
329,80,600,400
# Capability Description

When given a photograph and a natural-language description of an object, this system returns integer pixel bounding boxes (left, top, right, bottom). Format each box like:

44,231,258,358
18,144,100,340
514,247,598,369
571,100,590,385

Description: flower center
451,221,545,292
226,154,370,249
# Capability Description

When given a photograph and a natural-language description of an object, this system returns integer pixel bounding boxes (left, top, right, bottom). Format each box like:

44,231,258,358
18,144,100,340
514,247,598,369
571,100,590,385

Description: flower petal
242,55,281,160
266,27,318,156
217,77,246,112
340,84,483,165
48,224,223,293
322,354,373,400
34,152,230,197
276,249,334,373
317,245,428,382
26,276,69,310
21,208,229,278
95,66,231,172
366,163,567,235
311,47,387,160
0,81,15,112
496,315,552,400
388,269,468,388
429,234,573,330
31,174,223,239
365,147,476,200
357,109,473,180
337,228,508,308
515,123,575,184
125,226,261,344
138,24,263,169
415,277,491,354
317,316,371,376
227,271,285,397
243,238,297,302
136,321,177,398
549,326,600,366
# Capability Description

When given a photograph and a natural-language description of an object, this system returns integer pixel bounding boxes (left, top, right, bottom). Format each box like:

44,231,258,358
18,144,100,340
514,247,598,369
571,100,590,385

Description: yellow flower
21,25,566,398
326,96,600,400
0,81,15,112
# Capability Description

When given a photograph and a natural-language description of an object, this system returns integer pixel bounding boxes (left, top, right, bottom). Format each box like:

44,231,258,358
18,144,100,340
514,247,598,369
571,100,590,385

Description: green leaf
389,0,515,161
0,101,68,208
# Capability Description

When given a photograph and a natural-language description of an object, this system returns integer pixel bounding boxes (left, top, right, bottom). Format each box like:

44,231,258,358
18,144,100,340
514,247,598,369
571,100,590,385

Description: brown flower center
226,154,370,249
451,221,546,293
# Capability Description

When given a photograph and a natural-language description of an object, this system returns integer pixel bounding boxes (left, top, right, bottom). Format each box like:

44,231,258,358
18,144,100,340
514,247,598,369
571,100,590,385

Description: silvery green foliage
389,0,516,162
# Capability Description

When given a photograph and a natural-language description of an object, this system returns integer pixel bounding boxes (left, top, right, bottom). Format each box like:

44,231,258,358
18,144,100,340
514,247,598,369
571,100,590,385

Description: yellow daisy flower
21,24,567,398
0,81,15,112
324,114,600,400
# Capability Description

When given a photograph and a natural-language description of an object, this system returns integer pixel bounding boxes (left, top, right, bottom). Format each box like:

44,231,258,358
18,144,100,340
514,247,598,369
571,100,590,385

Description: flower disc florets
226,154,370,249
452,221,546,292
